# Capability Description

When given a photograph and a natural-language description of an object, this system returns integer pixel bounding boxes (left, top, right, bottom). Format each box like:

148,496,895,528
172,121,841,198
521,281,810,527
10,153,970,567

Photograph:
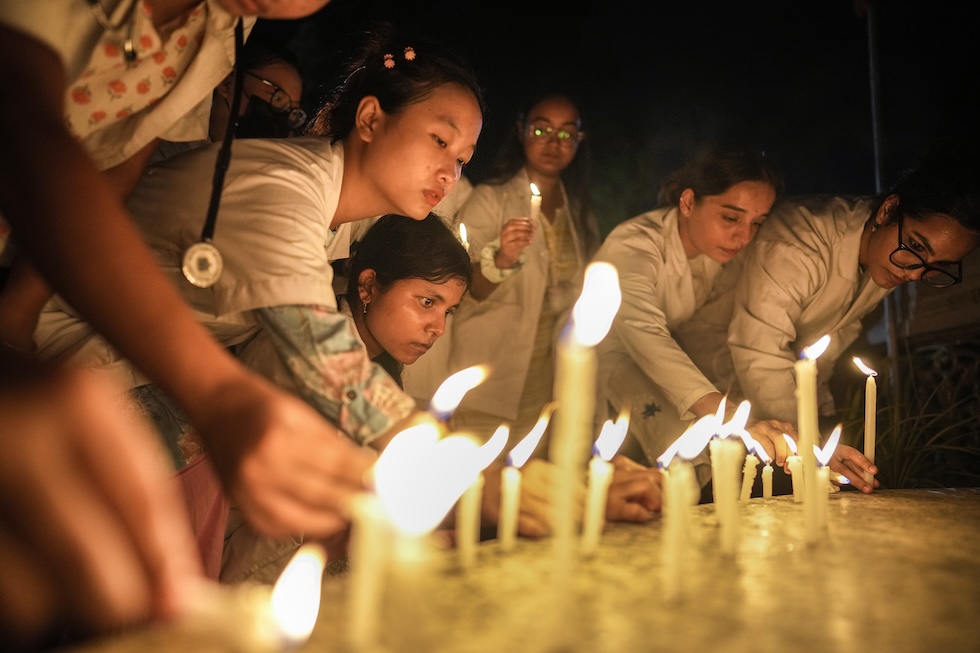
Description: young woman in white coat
448,90,599,452
592,144,786,489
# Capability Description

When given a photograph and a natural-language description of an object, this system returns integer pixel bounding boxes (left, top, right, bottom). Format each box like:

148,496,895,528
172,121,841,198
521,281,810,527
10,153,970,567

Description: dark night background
251,0,979,237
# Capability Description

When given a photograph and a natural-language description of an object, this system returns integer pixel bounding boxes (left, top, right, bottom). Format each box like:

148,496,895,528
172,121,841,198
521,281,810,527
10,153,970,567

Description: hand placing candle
581,412,629,554
498,403,556,550
853,357,878,485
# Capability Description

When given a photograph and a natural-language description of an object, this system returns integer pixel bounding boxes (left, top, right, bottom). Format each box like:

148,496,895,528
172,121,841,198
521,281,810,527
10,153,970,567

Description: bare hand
0,359,203,649
605,455,663,522
745,419,797,467
495,218,536,269
195,374,375,540
828,443,879,493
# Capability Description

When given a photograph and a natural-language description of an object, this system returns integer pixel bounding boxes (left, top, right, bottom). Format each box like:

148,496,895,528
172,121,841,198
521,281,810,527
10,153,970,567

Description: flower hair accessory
382,46,417,69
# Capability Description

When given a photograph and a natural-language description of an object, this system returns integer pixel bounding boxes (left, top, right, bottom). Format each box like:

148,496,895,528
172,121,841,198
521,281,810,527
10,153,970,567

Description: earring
362,302,368,315
871,223,878,233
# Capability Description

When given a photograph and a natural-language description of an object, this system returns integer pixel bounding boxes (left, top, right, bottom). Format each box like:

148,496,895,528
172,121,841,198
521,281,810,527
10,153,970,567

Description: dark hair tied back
306,22,486,142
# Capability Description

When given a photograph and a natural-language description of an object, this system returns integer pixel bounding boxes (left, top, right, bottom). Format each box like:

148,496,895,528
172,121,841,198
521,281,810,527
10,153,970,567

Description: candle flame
479,424,510,468
816,424,842,467
570,262,621,346
430,365,488,419
530,182,541,198
374,423,482,535
505,402,556,468
802,334,831,360
659,413,716,466
836,474,851,485
593,411,629,461
852,357,878,377
721,399,751,438
458,222,469,252
782,433,798,455
752,439,772,464
271,543,326,645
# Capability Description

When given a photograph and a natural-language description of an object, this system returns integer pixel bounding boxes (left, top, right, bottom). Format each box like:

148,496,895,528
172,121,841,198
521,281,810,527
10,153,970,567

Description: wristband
479,239,525,283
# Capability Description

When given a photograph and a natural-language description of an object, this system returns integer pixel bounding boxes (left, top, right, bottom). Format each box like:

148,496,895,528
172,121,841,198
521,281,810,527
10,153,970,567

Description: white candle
346,493,390,650
662,456,698,603
550,263,620,574
853,357,878,485
815,425,842,532
658,416,715,603
710,436,743,554
795,335,829,544
529,182,542,226
497,404,555,550
581,455,613,554
456,425,509,568
739,451,759,502
183,544,326,651
762,462,773,498
783,433,803,502
348,424,483,648
458,222,470,253
581,415,628,555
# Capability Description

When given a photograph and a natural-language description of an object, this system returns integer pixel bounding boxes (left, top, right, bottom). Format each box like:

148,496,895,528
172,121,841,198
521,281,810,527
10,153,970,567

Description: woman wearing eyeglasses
678,134,980,490
445,90,600,454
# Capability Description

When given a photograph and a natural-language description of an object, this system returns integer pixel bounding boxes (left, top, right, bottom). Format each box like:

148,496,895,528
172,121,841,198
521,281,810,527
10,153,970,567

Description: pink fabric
174,454,228,581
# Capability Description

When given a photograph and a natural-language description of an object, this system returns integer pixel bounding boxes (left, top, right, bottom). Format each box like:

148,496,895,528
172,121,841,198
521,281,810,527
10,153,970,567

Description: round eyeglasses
889,216,962,288
526,122,582,147
245,72,307,130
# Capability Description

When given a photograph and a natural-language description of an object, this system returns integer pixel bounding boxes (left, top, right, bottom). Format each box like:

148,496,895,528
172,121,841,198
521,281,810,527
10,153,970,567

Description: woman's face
863,197,979,289
521,96,582,179
362,84,483,221
679,180,777,263
362,276,468,365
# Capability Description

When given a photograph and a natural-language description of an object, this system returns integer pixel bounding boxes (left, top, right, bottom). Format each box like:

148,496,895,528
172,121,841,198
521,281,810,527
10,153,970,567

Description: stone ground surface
75,487,980,653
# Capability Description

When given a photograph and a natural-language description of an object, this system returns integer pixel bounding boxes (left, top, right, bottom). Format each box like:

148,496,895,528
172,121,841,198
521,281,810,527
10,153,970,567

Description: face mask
235,96,293,138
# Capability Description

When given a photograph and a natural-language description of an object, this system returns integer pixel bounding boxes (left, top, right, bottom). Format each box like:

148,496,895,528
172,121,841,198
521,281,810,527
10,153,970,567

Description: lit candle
739,446,759,503
795,335,830,544
529,182,542,226
814,425,842,532
550,262,620,575
783,433,803,502
498,403,556,551
429,364,489,424
347,423,482,649
182,543,326,651
712,400,749,554
456,425,509,568
757,445,774,499
853,357,878,485
581,411,629,555
458,222,470,253
658,414,716,603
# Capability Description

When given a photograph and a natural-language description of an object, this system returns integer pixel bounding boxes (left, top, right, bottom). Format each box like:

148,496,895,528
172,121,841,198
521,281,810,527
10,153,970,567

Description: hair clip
383,53,395,69
403,46,416,61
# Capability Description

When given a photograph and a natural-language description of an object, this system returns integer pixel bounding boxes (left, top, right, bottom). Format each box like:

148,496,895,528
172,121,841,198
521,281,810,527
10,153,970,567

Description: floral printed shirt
252,305,417,447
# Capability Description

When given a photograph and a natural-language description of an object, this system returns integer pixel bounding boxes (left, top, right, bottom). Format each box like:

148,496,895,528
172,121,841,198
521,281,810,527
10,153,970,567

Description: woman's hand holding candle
824,444,879,493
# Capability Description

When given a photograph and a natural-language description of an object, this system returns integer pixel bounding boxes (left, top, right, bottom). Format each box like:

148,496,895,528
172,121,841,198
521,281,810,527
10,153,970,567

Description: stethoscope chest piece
181,240,224,288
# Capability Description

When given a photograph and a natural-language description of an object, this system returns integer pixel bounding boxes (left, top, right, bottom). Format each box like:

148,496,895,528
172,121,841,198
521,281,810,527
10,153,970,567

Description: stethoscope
180,18,245,288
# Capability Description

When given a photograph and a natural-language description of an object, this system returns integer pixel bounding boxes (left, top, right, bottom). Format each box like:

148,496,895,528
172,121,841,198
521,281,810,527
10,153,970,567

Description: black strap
199,18,244,243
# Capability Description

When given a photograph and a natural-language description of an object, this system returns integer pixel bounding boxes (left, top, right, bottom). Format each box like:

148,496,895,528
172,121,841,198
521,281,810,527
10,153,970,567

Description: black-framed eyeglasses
889,216,962,288
245,71,307,130
526,122,582,147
